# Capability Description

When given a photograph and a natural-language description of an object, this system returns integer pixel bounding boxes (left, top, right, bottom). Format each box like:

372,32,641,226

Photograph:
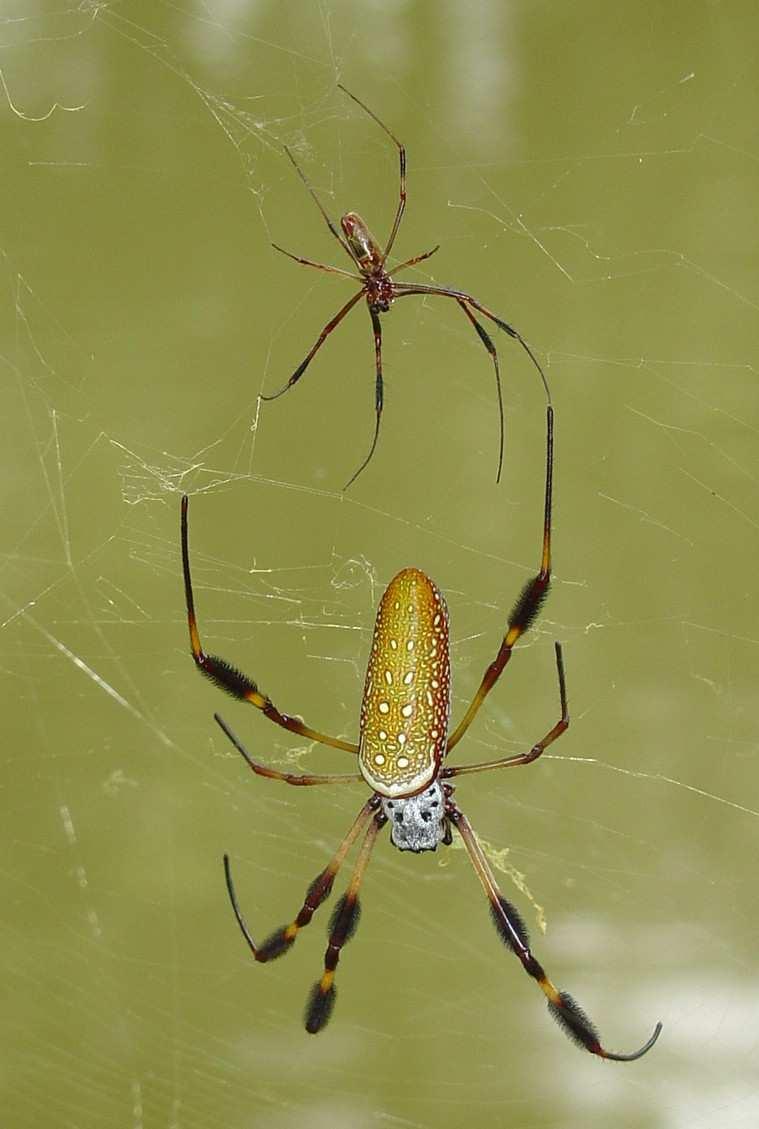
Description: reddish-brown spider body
364,274,394,313
340,211,395,312
267,83,555,489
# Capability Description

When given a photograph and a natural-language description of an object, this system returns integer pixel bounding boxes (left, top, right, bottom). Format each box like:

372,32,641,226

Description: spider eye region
341,211,382,270
359,568,451,798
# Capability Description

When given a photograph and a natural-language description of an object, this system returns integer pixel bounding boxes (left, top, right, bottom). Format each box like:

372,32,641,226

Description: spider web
3,4,759,1129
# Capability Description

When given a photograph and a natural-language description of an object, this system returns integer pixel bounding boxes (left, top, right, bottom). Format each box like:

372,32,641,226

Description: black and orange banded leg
224,797,379,963
446,404,553,753
181,496,358,755
305,807,387,1033
444,642,568,779
449,805,662,1061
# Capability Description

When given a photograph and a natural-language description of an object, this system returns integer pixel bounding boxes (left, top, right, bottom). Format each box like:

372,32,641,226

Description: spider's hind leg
304,805,387,1032
224,798,378,963
449,803,662,1062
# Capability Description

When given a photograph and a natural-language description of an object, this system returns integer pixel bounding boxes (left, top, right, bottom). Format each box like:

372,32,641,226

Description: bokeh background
3,3,758,1128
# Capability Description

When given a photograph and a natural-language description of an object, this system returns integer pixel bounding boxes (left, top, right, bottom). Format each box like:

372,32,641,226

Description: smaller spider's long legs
271,242,361,280
181,496,358,754
224,797,379,963
456,298,505,483
305,807,387,1033
393,284,552,404
283,144,358,268
261,290,364,403
446,404,553,752
215,714,363,786
445,642,568,779
449,805,662,1061
337,84,406,264
343,308,384,490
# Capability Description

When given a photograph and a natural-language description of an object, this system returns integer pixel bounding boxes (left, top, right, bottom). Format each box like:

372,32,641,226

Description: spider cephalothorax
181,405,662,1061
381,782,450,853
364,273,394,313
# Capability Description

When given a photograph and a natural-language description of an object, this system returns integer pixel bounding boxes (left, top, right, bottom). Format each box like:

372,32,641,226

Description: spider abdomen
358,568,451,798
340,211,383,270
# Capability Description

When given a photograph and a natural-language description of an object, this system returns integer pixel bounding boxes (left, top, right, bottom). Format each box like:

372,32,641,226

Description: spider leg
337,85,406,264
391,244,440,273
456,298,505,483
343,307,385,490
304,806,387,1033
444,642,568,778
261,290,364,403
283,144,358,268
448,803,662,1061
445,404,553,753
215,714,363,786
181,496,358,754
271,242,361,281
223,797,378,963
392,283,551,404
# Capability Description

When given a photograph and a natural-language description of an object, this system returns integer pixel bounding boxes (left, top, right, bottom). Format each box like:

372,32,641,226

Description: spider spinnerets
180,402,662,1060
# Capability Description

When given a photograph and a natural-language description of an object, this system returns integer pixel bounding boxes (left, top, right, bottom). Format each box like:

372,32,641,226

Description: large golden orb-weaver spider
180,406,662,1060
262,85,551,489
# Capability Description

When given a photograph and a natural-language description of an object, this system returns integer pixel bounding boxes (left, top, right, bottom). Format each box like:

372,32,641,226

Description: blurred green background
3,3,758,1127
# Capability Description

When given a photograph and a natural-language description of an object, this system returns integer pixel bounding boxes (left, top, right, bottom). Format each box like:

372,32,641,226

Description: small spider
180,406,662,1060
262,85,551,489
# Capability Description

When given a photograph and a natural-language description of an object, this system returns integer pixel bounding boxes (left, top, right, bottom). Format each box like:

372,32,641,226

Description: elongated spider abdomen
358,567,451,798
340,211,383,271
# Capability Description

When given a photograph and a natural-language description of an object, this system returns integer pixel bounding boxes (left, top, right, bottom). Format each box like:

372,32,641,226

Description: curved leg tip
602,1021,663,1063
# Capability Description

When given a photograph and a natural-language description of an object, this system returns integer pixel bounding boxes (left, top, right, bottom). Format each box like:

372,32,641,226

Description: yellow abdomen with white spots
359,568,451,798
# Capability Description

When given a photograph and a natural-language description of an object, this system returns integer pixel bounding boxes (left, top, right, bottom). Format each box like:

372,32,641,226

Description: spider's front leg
181,496,358,754
445,404,554,753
